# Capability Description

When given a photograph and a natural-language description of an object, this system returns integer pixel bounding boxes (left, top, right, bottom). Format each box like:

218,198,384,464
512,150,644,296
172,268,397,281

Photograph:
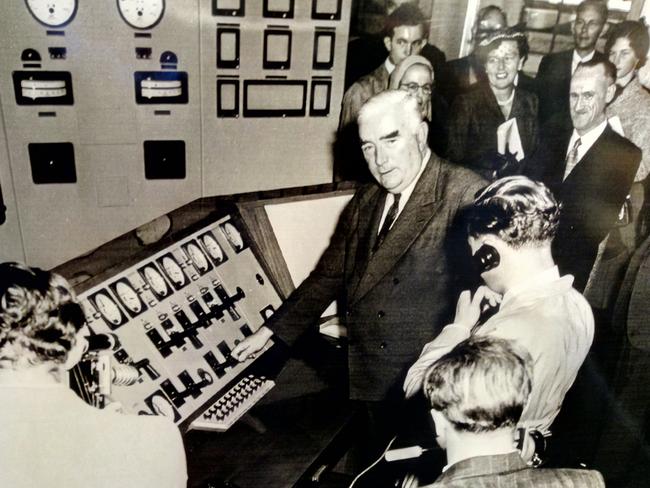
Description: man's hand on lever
232,326,273,362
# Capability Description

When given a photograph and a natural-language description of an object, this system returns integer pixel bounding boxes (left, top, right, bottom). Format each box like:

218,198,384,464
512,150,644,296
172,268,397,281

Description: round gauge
186,243,209,272
25,0,78,28
94,292,122,326
151,394,175,418
115,281,142,314
161,256,186,286
143,265,168,297
223,223,244,251
117,0,165,30
202,234,224,262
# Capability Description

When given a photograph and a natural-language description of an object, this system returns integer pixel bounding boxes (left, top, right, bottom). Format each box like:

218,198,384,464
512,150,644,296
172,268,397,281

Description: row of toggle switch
190,375,275,432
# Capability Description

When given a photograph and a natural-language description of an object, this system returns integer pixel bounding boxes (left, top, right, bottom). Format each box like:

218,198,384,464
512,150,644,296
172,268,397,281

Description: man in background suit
535,0,608,124
419,336,605,487
344,1,446,92
527,59,640,292
233,90,485,462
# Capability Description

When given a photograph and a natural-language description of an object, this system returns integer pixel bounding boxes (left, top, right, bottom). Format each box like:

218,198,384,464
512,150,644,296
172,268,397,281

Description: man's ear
517,57,525,72
605,82,616,104
383,35,392,54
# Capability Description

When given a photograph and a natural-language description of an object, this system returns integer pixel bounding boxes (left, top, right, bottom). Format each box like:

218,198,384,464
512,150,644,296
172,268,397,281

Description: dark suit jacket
426,452,604,487
535,49,607,124
447,81,538,180
525,121,641,291
270,154,486,401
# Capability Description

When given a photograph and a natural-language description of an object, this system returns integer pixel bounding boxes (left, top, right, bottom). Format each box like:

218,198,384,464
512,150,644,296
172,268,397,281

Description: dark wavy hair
466,176,560,248
605,20,649,68
0,262,84,367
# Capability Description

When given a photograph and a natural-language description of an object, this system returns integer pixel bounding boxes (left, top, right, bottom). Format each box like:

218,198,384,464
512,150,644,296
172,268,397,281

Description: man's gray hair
357,90,423,133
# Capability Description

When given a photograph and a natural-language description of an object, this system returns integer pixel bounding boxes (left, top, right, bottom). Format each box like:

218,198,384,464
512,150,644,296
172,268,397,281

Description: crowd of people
238,1,650,486
2,1,650,487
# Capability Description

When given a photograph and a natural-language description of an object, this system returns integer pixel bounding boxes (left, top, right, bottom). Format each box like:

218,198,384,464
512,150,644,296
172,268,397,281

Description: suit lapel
350,155,441,304
347,188,386,297
564,125,611,186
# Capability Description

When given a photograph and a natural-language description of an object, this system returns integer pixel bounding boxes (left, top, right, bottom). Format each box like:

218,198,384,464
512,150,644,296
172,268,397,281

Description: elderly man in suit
233,90,486,461
419,336,605,487
526,58,641,292
535,0,608,124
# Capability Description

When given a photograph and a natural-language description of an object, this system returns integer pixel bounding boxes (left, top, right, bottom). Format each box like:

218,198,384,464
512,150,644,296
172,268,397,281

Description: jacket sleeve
269,192,360,347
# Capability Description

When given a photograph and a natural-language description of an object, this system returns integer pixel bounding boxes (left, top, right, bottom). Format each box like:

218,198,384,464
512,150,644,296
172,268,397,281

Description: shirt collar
567,118,608,159
572,49,595,73
385,148,431,215
501,266,563,307
385,57,396,74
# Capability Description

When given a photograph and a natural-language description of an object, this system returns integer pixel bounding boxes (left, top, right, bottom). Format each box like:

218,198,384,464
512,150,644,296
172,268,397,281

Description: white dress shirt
403,266,594,436
571,49,596,74
564,119,608,178
378,148,431,233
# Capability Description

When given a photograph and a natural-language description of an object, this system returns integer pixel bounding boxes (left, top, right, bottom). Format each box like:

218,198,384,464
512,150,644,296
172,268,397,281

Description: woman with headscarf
389,54,449,157
447,30,538,180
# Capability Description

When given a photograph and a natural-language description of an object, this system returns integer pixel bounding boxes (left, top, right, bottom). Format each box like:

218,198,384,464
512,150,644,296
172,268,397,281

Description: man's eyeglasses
400,82,433,95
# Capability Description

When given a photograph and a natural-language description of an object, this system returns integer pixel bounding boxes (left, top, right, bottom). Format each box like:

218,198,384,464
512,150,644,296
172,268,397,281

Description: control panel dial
25,0,77,27
117,0,165,30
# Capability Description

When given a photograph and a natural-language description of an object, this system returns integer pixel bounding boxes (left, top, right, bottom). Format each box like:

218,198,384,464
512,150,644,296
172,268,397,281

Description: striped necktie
374,193,401,252
563,138,582,180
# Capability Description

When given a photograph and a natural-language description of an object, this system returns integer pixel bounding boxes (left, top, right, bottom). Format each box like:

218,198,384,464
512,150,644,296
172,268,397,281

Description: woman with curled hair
0,262,187,488
0,262,84,369
388,54,449,157
447,30,538,181
606,20,650,184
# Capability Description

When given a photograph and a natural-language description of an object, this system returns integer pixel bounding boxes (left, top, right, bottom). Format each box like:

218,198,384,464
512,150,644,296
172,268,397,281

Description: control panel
76,214,282,428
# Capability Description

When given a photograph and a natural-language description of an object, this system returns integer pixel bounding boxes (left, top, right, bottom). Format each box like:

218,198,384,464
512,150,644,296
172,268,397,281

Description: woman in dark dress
447,30,538,180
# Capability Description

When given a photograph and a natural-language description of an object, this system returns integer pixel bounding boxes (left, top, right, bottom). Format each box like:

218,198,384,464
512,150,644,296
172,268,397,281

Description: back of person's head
423,336,532,433
384,2,427,38
0,262,84,368
466,176,560,248
577,0,608,20
574,57,617,85
358,89,423,132
474,5,507,43
605,20,649,67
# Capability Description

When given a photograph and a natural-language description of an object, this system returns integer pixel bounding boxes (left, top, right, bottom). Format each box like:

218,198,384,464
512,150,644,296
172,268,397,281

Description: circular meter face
25,0,78,27
94,292,122,326
117,0,165,30
202,234,224,263
115,281,143,314
186,243,210,272
143,265,168,297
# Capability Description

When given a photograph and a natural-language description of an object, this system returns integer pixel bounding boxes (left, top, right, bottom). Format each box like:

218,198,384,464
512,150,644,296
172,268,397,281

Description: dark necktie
374,193,401,253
